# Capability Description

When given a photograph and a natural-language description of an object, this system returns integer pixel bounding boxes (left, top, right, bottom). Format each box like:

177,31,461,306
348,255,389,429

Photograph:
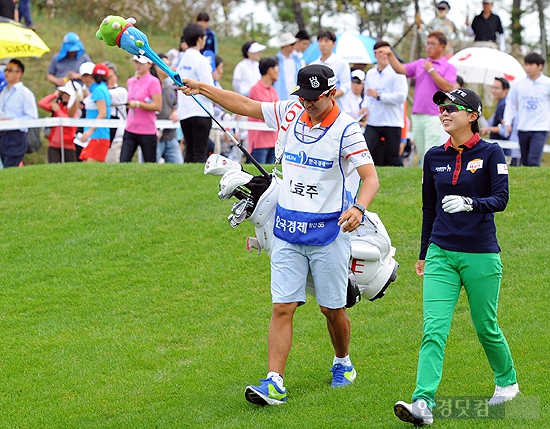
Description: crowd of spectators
1,3,549,168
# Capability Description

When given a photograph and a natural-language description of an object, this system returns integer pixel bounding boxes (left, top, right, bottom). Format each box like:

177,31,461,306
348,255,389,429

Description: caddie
180,64,379,405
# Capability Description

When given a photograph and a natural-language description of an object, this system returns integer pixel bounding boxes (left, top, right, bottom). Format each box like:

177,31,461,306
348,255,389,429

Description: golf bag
205,154,398,304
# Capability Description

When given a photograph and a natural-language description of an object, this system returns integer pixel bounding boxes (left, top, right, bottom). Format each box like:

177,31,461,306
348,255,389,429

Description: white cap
132,55,153,64
278,32,298,47
57,80,84,108
351,69,366,83
248,42,266,54
79,61,95,76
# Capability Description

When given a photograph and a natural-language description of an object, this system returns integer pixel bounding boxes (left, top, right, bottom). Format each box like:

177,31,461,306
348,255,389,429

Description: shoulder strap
275,102,303,165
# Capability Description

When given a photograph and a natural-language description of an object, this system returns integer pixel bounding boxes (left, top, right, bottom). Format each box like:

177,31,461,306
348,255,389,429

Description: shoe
245,377,287,405
488,382,520,405
394,400,433,427
330,363,356,387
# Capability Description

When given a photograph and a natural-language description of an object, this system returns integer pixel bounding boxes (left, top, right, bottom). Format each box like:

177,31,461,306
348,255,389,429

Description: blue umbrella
303,32,377,64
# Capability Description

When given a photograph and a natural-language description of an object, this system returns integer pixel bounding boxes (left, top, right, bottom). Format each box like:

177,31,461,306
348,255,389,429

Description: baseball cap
248,42,266,54
92,63,109,77
351,69,366,83
132,55,153,64
483,0,494,3
437,1,450,10
79,61,95,76
103,61,118,75
433,88,483,116
278,32,298,47
291,64,337,100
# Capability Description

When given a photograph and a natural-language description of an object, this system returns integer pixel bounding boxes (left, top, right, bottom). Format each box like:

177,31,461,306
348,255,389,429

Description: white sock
266,371,284,389
333,355,352,367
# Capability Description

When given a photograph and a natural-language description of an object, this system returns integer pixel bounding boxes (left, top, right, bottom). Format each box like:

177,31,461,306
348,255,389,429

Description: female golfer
394,88,519,426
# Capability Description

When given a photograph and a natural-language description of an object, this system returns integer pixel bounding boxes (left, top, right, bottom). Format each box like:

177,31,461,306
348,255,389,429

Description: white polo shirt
363,64,408,128
311,53,352,112
176,48,214,120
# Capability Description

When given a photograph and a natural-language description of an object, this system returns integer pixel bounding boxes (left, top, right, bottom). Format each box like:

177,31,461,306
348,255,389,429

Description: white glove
442,195,473,213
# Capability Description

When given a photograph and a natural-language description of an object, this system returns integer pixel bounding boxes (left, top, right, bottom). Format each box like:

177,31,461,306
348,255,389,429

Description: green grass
0,164,547,428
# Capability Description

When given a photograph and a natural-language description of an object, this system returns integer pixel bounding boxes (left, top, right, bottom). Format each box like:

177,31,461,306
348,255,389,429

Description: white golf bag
205,154,398,303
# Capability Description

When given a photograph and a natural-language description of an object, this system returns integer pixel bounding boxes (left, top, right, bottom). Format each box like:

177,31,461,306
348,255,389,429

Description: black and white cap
433,88,483,116
291,64,337,100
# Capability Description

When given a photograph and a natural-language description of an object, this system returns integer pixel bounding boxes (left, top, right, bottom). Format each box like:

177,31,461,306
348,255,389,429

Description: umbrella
448,47,526,86
0,17,50,59
303,32,377,65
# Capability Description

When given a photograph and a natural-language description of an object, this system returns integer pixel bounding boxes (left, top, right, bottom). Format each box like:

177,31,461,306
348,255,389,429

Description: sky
231,0,544,47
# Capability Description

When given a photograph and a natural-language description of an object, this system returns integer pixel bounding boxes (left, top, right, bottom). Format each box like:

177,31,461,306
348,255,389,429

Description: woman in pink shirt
248,57,280,164
120,55,162,162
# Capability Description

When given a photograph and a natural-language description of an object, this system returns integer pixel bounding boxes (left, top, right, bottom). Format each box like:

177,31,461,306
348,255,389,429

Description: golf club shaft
186,92,271,180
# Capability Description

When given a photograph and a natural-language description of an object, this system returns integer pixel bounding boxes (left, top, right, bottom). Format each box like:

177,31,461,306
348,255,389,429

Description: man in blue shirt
0,59,38,168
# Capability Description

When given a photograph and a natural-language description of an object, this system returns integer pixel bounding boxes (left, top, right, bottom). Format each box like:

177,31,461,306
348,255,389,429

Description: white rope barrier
1,118,549,153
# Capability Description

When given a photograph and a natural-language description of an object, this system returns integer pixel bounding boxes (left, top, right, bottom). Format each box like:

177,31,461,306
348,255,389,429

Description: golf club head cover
204,154,242,176
96,16,184,87
218,170,254,200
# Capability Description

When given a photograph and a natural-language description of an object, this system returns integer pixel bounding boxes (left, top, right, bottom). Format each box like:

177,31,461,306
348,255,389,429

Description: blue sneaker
330,363,356,387
245,377,287,405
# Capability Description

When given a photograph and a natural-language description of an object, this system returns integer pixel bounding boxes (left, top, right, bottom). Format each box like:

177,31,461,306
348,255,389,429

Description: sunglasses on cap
298,89,332,103
438,103,474,114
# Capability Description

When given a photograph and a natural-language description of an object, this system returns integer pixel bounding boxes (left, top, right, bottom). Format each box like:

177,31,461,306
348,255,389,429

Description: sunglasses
299,89,331,103
437,7,447,11
438,103,474,114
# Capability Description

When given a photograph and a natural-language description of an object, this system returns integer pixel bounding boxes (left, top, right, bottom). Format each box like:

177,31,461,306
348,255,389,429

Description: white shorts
270,232,351,309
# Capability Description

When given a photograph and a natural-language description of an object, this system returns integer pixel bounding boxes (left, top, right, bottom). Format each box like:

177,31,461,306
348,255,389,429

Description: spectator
482,77,509,140
210,55,239,158
0,59,38,167
176,23,214,163
79,63,111,163
503,52,550,167
38,80,83,163
196,11,217,55
424,1,458,58
248,57,279,164
293,30,311,60
467,0,505,51
273,32,302,101
311,29,351,112
343,69,367,126
103,61,128,163
232,41,266,96
47,33,93,87
482,77,520,165
363,41,409,166
17,0,34,29
120,56,162,163
155,54,183,164
0,0,16,20
376,32,456,163
75,61,95,161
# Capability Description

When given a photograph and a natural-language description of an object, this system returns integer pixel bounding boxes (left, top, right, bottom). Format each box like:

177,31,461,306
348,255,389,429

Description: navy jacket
420,134,509,259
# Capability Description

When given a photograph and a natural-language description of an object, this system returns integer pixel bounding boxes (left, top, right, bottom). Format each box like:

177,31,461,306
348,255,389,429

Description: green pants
412,244,517,410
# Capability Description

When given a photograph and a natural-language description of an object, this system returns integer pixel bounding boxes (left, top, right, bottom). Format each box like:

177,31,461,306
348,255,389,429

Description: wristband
352,202,366,214
427,67,435,74
136,101,140,109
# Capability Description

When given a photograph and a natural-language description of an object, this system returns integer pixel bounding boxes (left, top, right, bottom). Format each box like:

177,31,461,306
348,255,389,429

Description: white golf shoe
204,154,242,176
394,400,433,426
488,382,520,406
